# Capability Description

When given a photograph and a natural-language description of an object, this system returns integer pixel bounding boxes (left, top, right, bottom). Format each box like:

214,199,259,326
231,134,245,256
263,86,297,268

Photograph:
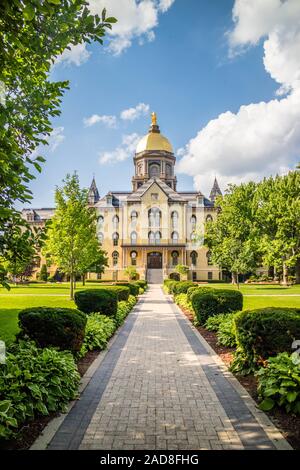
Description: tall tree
43,173,107,299
205,183,260,287
255,172,300,284
0,1,116,284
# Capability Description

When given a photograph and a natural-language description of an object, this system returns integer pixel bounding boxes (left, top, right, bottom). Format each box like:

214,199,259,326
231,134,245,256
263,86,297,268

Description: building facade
22,114,223,282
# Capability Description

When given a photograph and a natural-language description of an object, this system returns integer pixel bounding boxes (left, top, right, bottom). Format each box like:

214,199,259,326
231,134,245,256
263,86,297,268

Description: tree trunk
295,258,300,284
232,271,238,285
70,273,74,300
282,262,288,285
82,273,85,286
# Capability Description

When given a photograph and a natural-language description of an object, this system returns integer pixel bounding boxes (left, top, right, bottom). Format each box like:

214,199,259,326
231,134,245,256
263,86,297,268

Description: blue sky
26,0,300,208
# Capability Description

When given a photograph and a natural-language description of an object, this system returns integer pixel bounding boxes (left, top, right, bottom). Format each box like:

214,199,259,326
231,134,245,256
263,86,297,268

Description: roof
127,178,186,202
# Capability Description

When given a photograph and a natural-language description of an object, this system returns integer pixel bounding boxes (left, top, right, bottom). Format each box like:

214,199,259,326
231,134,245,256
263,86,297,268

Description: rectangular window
151,193,158,201
208,271,213,280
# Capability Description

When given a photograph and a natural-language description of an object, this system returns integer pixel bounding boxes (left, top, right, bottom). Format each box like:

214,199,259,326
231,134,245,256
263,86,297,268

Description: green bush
39,264,48,282
74,289,118,316
100,285,130,301
232,307,300,373
0,341,80,440
174,293,194,313
134,280,148,289
187,286,212,303
191,288,243,325
205,313,229,331
139,287,144,295
217,313,237,347
163,280,179,294
18,307,87,354
114,300,135,327
173,281,197,295
79,314,116,358
256,352,300,414
115,282,139,296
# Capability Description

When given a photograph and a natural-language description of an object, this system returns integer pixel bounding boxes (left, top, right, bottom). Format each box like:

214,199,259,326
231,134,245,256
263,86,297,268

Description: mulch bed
180,305,300,450
0,349,101,451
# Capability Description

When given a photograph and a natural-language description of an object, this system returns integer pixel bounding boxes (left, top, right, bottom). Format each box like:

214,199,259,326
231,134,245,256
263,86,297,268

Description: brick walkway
46,285,290,450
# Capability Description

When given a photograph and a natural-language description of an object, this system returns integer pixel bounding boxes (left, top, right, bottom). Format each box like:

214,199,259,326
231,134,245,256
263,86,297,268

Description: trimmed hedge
115,282,139,296
74,289,118,316
18,307,87,353
191,288,243,325
173,281,197,295
187,286,212,303
99,285,130,301
233,307,300,373
134,280,148,290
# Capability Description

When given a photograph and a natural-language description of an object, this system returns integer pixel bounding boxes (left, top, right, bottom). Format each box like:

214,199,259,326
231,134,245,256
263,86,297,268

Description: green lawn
1,282,300,345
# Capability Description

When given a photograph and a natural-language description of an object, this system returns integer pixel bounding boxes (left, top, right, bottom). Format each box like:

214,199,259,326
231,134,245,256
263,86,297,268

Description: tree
0,1,116,282
43,173,107,299
0,221,38,285
125,266,138,281
255,172,300,284
205,182,260,288
40,264,48,282
78,246,108,285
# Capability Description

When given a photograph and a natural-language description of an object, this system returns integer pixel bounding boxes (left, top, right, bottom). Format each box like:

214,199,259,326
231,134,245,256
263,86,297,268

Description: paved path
45,285,290,450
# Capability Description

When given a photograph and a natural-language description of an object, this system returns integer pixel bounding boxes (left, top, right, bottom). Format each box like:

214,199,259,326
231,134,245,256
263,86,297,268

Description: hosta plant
256,352,300,414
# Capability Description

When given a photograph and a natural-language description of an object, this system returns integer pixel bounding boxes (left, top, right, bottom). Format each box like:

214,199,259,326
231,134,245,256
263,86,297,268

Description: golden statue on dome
151,112,157,126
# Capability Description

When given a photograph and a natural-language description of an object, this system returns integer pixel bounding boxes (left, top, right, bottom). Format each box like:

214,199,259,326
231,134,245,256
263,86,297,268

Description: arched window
112,215,119,229
155,231,161,244
112,232,119,246
98,232,104,244
130,251,137,266
190,215,197,229
190,251,198,266
206,214,213,223
166,163,172,176
171,211,178,228
112,251,119,266
171,231,179,243
148,208,161,228
130,210,138,226
130,231,137,245
98,215,104,226
206,250,213,265
171,250,179,267
148,231,155,244
190,232,197,244
149,163,160,178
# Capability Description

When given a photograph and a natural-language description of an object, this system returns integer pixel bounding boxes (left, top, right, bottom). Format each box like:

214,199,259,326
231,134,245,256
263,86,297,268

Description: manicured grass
1,282,300,345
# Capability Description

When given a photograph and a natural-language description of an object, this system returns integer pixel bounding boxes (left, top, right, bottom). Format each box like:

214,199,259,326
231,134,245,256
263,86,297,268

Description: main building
22,114,222,282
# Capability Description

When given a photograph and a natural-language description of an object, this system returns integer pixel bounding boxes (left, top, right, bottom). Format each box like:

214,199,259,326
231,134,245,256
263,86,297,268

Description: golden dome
136,113,173,154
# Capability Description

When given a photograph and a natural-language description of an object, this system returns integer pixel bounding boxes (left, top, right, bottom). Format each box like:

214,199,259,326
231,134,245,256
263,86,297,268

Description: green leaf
287,391,298,403
259,398,275,411
23,5,35,21
102,8,106,21
47,0,61,4
105,17,117,23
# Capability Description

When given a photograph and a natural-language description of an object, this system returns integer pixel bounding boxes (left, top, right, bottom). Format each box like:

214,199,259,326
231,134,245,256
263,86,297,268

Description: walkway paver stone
46,285,291,450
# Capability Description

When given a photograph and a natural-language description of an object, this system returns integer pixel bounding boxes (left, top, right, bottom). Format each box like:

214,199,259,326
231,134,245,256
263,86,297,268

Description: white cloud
158,0,175,13
120,102,150,121
47,127,65,152
177,0,300,196
88,0,175,55
83,114,117,128
99,133,141,164
54,43,91,67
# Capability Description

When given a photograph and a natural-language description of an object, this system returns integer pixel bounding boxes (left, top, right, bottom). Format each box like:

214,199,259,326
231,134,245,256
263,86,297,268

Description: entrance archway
147,252,162,269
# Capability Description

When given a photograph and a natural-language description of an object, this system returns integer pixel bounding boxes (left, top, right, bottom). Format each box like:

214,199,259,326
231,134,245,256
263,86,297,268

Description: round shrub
173,281,197,295
233,307,300,372
187,286,212,303
99,285,130,301
18,307,87,353
115,282,139,296
191,288,243,325
134,280,148,289
74,289,118,316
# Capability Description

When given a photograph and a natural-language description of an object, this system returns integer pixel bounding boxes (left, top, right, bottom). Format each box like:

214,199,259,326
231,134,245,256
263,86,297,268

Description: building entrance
147,252,162,269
